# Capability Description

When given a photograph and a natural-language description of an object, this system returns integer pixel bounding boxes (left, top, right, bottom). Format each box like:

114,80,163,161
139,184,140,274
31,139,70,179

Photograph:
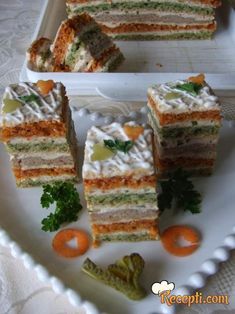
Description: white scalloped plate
1,108,235,314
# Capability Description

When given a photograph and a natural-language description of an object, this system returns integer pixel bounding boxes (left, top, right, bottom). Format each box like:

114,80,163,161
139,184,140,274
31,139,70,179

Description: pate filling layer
90,209,159,223
11,155,74,170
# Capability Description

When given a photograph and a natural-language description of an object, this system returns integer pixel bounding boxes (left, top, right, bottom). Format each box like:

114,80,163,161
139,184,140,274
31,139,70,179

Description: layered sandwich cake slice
27,13,124,72
27,38,54,72
66,0,221,40
83,122,159,246
51,13,124,72
147,74,222,176
0,81,78,187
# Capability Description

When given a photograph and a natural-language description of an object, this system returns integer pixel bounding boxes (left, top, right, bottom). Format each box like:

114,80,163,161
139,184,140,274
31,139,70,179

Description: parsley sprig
175,82,203,96
19,94,41,105
158,169,201,214
40,181,82,232
104,139,134,153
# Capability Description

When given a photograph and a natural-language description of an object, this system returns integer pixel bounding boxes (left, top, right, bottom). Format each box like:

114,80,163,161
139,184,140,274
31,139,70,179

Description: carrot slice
36,80,54,95
161,225,200,257
52,228,90,258
123,125,144,141
187,74,205,85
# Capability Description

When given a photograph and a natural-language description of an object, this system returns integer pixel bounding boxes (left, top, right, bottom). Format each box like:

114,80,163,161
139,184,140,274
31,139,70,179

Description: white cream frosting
148,80,220,114
82,122,155,179
1,82,64,126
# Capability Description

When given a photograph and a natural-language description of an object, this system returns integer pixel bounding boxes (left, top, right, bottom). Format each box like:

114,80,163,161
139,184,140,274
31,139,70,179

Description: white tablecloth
1,1,235,313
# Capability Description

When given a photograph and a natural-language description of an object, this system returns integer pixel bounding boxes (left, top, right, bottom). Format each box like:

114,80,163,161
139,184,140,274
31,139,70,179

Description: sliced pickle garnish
91,143,115,161
2,99,22,113
164,92,181,100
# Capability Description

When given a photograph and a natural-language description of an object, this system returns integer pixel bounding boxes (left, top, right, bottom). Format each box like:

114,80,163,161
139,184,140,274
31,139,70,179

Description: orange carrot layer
161,225,200,257
52,228,90,258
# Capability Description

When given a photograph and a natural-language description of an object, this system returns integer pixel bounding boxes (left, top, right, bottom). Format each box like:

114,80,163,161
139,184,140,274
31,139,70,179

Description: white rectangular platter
1,108,235,314
20,0,235,100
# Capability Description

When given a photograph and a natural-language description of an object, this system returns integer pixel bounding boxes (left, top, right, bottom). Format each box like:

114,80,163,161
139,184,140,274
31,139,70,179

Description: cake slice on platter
147,74,222,177
66,0,221,40
0,81,78,187
27,38,54,72
51,13,124,72
27,13,124,72
83,122,159,247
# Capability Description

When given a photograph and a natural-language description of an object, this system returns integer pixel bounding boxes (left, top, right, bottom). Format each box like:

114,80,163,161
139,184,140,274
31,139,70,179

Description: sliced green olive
2,99,22,113
164,92,181,100
91,143,115,161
